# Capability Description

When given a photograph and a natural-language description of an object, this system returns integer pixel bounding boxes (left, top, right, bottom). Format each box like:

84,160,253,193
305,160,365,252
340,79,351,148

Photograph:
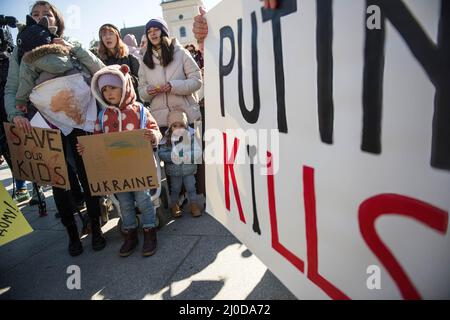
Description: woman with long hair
4,1,106,256
97,24,141,101
138,17,203,214
138,17,202,134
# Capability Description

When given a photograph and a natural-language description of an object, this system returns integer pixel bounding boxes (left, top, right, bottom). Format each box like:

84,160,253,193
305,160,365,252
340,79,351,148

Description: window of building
180,26,186,38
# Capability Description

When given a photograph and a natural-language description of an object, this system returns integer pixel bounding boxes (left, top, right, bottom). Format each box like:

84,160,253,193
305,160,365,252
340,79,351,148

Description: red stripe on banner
303,166,350,300
266,151,305,273
359,194,448,300
223,133,230,211
223,133,246,223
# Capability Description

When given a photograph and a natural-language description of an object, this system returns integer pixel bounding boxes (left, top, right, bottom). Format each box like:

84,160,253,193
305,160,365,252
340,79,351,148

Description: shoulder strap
98,108,107,132
139,103,147,129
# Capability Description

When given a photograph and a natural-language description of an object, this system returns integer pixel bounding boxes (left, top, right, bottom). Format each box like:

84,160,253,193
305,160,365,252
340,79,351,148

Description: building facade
119,0,203,50
161,0,204,47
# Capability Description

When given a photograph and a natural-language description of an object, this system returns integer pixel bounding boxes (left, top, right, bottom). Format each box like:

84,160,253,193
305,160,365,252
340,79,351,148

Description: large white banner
204,0,450,299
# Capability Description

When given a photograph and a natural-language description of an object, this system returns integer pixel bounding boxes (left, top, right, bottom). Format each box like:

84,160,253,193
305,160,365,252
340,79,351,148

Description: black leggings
52,129,100,227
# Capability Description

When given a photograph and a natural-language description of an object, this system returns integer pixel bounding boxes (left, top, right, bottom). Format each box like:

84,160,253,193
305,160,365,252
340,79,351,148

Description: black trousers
65,143,85,205
52,129,100,227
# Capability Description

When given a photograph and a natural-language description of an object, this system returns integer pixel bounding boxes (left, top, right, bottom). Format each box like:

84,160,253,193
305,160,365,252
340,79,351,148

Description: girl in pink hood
78,64,162,257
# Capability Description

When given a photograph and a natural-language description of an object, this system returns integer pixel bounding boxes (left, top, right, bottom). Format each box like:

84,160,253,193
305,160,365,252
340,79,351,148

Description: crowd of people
0,0,279,258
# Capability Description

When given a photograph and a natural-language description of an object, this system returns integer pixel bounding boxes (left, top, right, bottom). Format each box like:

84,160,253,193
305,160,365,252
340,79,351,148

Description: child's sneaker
29,187,45,206
14,189,31,203
39,210,48,217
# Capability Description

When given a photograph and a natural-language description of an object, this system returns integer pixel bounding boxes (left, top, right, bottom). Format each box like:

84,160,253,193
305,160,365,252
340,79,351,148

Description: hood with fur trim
91,64,137,110
22,43,70,65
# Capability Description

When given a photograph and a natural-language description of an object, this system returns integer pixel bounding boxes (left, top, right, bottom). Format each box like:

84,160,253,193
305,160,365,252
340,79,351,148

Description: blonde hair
98,25,129,61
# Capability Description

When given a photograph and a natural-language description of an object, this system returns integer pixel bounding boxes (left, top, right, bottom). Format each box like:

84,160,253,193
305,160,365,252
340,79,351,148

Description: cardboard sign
204,0,450,299
78,129,159,196
0,183,33,246
4,123,70,189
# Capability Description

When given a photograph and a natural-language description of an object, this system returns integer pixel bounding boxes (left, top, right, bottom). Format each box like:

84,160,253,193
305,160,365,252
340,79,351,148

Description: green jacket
5,43,104,122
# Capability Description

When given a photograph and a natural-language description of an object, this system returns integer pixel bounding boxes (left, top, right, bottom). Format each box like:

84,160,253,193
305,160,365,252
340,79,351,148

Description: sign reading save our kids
204,0,449,299
3,123,70,189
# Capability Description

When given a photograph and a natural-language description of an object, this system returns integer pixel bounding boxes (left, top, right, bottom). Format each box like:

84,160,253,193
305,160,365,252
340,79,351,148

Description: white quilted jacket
138,39,202,127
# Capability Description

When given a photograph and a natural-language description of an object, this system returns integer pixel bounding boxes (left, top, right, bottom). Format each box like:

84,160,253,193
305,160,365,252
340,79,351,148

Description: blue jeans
116,190,156,229
15,180,27,190
170,175,197,204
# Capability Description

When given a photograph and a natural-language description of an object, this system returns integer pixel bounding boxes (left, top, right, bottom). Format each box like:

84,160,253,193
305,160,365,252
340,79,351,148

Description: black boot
66,223,83,256
91,217,106,251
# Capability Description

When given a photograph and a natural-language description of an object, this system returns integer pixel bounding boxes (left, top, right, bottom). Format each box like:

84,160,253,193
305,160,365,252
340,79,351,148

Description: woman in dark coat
97,24,141,101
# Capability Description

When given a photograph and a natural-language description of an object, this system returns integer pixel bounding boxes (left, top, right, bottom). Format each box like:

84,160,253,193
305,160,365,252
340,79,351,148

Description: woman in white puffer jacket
138,18,202,133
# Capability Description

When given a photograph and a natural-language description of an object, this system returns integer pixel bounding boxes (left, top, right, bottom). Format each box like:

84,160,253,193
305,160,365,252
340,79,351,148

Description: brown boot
191,202,202,217
171,204,182,218
119,228,138,257
142,227,157,257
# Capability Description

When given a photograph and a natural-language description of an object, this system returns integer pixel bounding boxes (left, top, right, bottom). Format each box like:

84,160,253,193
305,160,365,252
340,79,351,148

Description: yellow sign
0,183,33,246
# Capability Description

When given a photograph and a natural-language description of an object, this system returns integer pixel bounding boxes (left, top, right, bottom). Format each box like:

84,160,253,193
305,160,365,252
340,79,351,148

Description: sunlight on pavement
91,288,107,300
142,286,171,300
0,287,11,295
165,220,176,227
171,244,266,300
102,217,119,233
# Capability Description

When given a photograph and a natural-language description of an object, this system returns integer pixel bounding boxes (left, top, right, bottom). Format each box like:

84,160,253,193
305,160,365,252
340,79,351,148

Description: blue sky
2,0,221,47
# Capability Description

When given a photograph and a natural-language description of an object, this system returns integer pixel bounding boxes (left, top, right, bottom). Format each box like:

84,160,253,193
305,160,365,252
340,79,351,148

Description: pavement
0,162,296,300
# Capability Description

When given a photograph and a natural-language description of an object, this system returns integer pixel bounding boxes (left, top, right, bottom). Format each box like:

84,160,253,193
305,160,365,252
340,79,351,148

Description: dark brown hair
143,35,174,69
30,1,65,37
185,44,196,52
98,25,129,61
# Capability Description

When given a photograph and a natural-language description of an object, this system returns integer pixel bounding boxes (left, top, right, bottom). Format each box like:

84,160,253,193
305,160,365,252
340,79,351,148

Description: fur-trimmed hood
91,64,137,110
22,43,70,65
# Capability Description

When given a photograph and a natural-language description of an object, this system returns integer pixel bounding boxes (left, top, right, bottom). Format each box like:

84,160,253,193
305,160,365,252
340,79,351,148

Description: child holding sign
77,64,162,257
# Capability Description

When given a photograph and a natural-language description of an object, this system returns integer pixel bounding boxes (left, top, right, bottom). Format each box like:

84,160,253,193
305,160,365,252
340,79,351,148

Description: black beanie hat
145,18,169,38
